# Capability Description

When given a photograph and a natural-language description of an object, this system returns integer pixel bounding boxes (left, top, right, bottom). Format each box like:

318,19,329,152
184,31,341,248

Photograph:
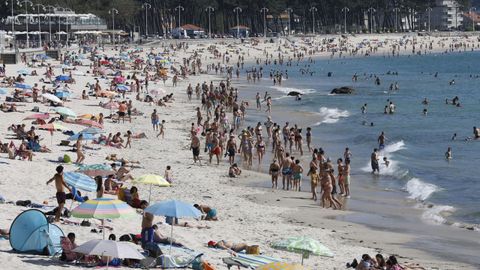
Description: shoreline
0,33,479,269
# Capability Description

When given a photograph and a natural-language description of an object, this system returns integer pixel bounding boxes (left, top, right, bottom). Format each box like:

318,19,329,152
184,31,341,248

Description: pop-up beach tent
9,209,64,255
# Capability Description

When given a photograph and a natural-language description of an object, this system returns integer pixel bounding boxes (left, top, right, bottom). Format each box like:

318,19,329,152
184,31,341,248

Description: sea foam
313,107,350,126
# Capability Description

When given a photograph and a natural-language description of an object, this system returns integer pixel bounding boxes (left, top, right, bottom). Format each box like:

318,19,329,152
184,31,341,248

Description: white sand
0,33,477,269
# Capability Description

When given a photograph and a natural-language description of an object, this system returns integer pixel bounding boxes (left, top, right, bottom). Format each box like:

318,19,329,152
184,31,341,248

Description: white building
431,0,463,30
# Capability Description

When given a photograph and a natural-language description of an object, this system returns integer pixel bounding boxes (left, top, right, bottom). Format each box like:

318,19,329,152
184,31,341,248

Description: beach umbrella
73,239,144,269
74,119,103,129
56,75,71,81
38,123,69,131
77,164,114,177
133,174,171,203
67,132,98,141
54,107,76,118
256,262,308,270
64,172,97,192
116,84,129,91
42,93,62,104
15,83,32,89
145,200,201,253
55,91,70,99
81,127,104,134
17,68,30,75
72,198,136,239
24,113,50,120
271,237,333,265
0,88,8,95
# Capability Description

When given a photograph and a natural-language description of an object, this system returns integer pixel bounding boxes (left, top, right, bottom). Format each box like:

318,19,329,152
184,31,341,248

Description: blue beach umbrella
15,83,32,89
55,91,70,99
17,69,30,75
145,200,201,253
64,172,97,192
0,88,8,95
116,84,129,91
56,75,71,82
67,132,98,141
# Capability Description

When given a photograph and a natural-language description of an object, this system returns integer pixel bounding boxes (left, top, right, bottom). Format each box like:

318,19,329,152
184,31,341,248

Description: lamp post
55,6,65,43
18,0,33,48
309,6,317,34
342,7,349,34
285,8,293,36
233,7,242,38
45,5,54,43
393,7,400,32
174,5,184,28
206,6,214,38
5,0,18,51
33,3,45,48
368,7,376,34
470,7,477,31
426,7,432,32
260,7,269,37
109,8,118,45
142,2,151,37
64,8,72,45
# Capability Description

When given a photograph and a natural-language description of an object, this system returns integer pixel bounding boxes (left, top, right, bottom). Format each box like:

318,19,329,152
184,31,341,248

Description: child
157,120,166,139
383,157,390,168
164,165,173,183
124,130,132,148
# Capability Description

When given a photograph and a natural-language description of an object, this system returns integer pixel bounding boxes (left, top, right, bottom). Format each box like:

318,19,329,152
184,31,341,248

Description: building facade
431,0,463,30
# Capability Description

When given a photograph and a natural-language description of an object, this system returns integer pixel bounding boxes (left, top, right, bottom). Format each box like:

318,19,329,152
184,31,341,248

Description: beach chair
222,254,283,269
141,243,203,269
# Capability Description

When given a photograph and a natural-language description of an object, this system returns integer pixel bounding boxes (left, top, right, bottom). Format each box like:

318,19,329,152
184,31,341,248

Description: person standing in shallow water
371,148,380,174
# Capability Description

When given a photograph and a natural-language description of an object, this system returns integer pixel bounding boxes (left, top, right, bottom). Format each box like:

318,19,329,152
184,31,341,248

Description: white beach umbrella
42,93,62,104
73,239,144,269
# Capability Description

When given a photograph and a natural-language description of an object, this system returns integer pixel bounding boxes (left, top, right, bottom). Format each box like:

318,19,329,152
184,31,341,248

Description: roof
181,24,204,31
230,25,250,30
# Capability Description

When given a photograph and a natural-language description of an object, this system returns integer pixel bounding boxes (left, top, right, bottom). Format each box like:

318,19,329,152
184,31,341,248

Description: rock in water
287,91,302,96
330,87,355,95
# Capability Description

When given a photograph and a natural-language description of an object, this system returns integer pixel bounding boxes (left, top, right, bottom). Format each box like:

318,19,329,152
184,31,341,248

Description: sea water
247,51,480,228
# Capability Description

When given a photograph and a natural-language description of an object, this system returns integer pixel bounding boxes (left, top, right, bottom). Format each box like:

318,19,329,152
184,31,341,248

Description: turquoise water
252,51,480,227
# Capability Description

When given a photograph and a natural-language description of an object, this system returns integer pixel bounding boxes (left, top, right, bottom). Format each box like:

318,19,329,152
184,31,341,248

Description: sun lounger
222,254,283,269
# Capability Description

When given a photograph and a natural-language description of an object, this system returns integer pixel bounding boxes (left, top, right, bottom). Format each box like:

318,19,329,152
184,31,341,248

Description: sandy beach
0,33,479,269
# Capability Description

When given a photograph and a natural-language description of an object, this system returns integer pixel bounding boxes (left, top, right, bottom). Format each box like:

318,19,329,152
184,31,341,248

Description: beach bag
246,245,260,255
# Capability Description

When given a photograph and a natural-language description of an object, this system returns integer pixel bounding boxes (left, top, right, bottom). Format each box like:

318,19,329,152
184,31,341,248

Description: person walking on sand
75,134,85,164
151,109,159,131
226,135,237,165
308,155,319,201
124,130,132,149
281,153,293,190
156,120,166,139
191,133,201,165
46,166,71,222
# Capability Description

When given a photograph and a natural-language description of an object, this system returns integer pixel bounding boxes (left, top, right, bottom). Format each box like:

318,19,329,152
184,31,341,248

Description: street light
206,6,214,38
342,7,350,34
108,8,118,45
45,5,55,43
368,7,376,34
393,7,400,32
260,7,269,37
64,8,72,45
285,8,293,36
309,6,317,34
426,7,432,32
142,2,151,37
174,5,184,28
233,7,242,38
18,0,33,48
5,0,18,51
33,3,45,48
470,7,477,31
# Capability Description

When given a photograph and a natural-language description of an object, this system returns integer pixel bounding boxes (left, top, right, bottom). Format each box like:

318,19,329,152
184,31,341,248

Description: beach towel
142,243,203,268
223,254,283,269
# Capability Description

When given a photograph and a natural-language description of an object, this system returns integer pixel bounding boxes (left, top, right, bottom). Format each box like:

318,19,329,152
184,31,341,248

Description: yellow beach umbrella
133,174,171,203
256,262,309,270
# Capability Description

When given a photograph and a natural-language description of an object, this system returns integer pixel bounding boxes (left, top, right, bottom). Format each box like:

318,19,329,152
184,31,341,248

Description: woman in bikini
75,135,85,164
255,136,266,165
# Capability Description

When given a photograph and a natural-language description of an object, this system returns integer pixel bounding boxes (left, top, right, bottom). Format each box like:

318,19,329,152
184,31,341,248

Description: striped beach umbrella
64,172,97,192
72,198,136,239
77,164,114,177
133,174,171,203
256,262,308,270
271,237,333,265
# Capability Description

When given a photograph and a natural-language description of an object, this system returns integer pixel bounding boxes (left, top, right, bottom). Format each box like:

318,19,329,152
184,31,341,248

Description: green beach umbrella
271,236,333,265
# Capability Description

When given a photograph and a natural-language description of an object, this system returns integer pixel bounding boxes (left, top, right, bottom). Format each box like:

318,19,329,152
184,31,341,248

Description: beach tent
9,209,64,255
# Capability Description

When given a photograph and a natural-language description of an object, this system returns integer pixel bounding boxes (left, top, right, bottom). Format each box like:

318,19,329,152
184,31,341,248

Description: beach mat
223,253,283,269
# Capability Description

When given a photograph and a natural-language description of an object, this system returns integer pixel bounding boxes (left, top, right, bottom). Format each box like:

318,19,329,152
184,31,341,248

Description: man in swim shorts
282,153,293,190
292,159,303,192
46,165,71,222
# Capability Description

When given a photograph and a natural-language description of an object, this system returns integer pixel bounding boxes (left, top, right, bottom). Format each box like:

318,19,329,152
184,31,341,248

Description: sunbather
152,225,184,247
208,240,252,253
